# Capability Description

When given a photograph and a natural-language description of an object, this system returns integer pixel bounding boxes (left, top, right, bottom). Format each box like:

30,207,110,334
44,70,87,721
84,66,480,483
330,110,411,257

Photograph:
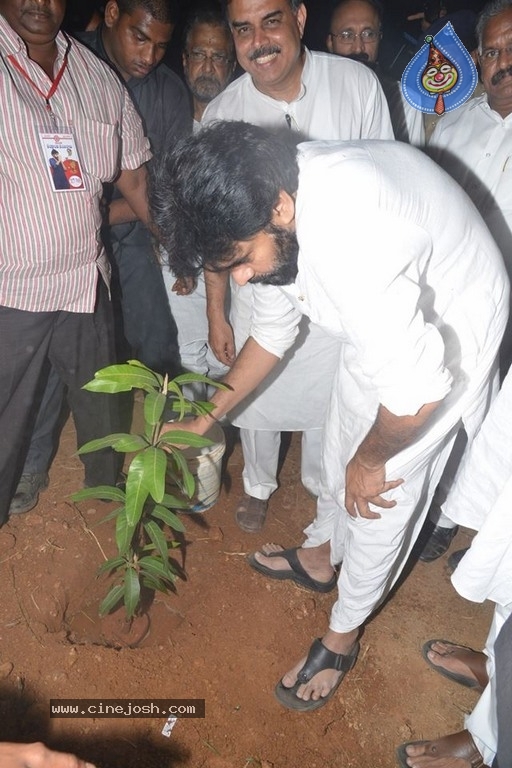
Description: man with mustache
0,0,151,523
413,0,512,566
201,0,394,534
327,0,424,144
7,0,190,519
159,2,236,398
182,4,235,128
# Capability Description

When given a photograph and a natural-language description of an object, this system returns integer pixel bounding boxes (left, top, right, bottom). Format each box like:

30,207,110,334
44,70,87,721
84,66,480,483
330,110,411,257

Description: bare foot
252,542,334,585
426,641,488,689
280,628,359,702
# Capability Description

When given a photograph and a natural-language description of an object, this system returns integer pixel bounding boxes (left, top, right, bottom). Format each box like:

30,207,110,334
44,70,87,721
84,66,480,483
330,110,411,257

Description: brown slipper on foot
235,493,268,532
422,639,488,691
396,729,489,768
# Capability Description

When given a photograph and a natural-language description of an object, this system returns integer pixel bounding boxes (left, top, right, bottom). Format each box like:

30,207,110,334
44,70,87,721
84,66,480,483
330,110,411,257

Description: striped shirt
0,18,151,313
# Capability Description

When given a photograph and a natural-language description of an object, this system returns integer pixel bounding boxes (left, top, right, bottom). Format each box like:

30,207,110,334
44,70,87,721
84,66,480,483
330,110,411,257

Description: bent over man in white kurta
152,123,508,711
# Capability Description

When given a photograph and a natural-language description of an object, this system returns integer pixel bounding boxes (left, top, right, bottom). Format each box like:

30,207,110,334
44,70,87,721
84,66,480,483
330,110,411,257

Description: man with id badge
0,0,151,526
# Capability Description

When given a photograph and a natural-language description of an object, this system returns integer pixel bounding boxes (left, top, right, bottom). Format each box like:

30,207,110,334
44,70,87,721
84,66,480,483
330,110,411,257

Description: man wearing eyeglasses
160,3,237,399
201,0,394,534
327,0,425,144
413,0,512,567
327,0,382,65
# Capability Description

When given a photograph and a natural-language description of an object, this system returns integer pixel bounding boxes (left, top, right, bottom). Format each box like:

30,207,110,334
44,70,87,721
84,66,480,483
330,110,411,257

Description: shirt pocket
73,116,121,183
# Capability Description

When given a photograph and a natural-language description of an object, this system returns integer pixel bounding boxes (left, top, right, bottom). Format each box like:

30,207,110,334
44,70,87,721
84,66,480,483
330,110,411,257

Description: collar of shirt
0,15,70,72
476,92,512,124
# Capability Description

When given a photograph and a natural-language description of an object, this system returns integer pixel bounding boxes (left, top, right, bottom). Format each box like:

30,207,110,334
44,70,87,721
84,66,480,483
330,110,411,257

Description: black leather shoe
9,473,49,516
419,524,459,562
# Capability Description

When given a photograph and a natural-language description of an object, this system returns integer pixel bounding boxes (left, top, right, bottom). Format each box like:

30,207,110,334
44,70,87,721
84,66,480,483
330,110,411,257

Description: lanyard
7,36,71,123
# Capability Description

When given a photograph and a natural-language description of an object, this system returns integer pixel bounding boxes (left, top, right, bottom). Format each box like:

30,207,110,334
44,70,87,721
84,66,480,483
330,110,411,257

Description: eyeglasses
479,42,512,64
329,29,381,44
185,50,233,66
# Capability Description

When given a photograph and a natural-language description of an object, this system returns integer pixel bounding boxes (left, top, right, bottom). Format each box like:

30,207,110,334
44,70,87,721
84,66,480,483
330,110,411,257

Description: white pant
468,601,512,765
162,269,229,399
303,426,458,632
241,427,323,500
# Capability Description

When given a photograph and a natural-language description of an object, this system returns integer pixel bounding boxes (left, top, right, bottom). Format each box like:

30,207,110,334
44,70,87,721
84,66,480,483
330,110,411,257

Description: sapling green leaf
99,583,124,617
74,360,224,619
124,567,141,618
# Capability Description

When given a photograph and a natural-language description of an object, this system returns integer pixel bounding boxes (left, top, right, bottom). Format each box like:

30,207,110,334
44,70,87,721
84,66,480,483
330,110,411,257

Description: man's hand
208,317,236,366
0,742,95,768
172,276,197,296
345,454,403,520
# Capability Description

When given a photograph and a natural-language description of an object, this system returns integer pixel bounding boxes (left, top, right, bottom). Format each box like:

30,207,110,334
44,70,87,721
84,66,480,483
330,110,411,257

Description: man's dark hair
183,1,232,50
476,0,512,51
115,0,178,24
329,0,383,26
150,121,299,278
220,0,304,14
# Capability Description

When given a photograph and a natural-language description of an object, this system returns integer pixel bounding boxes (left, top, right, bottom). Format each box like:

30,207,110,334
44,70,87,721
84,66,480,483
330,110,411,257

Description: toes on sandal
247,547,337,593
422,639,488,691
274,638,359,712
396,729,489,768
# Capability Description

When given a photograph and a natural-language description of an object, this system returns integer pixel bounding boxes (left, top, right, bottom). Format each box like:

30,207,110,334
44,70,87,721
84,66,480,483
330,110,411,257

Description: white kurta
428,95,512,371
250,140,508,630
428,94,512,273
203,49,394,432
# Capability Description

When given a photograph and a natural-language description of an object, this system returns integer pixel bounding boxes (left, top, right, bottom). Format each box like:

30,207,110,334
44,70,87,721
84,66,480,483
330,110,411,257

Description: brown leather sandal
396,729,489,768
422,639,489,691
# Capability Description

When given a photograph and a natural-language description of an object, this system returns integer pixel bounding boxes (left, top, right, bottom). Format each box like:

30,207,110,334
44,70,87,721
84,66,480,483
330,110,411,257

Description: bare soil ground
0,410,491,768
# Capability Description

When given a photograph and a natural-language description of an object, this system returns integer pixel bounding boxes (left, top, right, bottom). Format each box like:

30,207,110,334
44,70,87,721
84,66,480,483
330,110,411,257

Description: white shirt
204,49,394,140
203,50,394,431
428,94,512,267
251,141,508,491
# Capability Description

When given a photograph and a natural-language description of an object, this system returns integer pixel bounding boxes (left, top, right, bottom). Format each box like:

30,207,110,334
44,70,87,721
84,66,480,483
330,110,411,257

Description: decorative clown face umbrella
401,22,477,115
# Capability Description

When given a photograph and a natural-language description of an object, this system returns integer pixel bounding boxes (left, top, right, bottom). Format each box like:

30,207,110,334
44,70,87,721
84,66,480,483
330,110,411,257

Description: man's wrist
352,450,385,471
206,307,227,323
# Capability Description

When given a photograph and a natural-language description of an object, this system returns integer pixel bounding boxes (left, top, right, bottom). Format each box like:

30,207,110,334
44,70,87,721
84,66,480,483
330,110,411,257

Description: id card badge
38,130,86,192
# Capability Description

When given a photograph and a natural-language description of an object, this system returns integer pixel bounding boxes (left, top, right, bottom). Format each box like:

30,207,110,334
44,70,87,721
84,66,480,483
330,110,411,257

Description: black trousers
109,223,181,377
0,283,121,525
493,609,512,768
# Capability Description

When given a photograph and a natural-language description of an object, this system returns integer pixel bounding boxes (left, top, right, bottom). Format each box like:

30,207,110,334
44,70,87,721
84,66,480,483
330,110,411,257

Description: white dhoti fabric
162,268,229,398
438,366,512,765
253,141,509,637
